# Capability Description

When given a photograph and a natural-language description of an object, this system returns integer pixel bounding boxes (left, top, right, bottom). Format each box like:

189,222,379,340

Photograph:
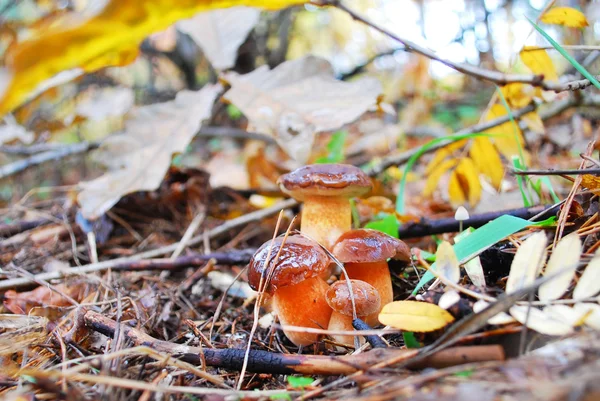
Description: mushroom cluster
248,163,412,347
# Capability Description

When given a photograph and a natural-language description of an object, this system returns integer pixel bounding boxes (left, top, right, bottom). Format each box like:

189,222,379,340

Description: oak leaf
221,55,382,163
77,84,221,220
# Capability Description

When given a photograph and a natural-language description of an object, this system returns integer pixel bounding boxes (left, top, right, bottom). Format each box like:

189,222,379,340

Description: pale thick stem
344,261,392,326
301,195,351,250
272,277,333,346
327,311,365,347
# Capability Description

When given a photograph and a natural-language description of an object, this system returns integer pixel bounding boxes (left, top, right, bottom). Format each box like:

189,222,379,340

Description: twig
0,142,95,180
83,310,504,375
351,318,387,349
197,126,275,144
397,205,557,239
0,198,298,290
512,168,600,176
0,217,53,237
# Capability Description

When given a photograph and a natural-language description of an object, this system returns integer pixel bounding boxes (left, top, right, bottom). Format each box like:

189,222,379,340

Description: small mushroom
248,235,333,346
278,164,372,250
325,279,380,347
332,228,411,325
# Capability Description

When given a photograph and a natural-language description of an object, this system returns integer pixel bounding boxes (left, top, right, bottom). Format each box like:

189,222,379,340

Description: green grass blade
527,17,600,90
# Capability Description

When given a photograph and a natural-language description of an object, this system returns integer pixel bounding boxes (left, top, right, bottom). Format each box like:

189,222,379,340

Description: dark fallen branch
83,310,504,375
352,318,387,349
513,168,600,176
110,249,256,271
397,205,557,239
0,218,53,237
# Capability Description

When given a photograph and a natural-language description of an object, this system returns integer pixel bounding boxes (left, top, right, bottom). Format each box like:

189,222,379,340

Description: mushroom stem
328,311,364,347
344,261,392,325
272,276,332,346
301,195,351,250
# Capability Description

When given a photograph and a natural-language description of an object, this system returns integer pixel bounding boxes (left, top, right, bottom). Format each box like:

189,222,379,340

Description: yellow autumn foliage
484,104,526,160
423,159,458,198
379,300,455,332
0,0,307,117
541,7,589,28
448,157,482,207
519,46,558,81
469,136,504,189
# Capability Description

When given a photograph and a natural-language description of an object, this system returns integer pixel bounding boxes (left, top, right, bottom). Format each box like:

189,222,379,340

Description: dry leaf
573,303,600,330
538,233,581,301
520,46,558,81
473,300,515,325
505,231,547,294
573,249,600,300
0,315,48,356
521,111,545,134
433,241,460,284
3,283,86,314
509,305,573,336
454,230,486,289
469,137,504,189
0,0,305,117
543,305,588,327
178,7,261,70
541,7,589,28
76,86,134,121
78,84,221,219
222,55,382,163
579,174,600,195
378,300,455,332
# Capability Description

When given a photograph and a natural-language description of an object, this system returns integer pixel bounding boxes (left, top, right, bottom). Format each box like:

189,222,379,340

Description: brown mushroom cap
277,164,372,200
332,229,411,264
248,235,331,294
326,280,381,317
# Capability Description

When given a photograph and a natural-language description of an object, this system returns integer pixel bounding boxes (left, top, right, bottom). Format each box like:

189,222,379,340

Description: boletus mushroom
326,279,380,347
248,235,333,346
332,228,411,325
277,164,372,250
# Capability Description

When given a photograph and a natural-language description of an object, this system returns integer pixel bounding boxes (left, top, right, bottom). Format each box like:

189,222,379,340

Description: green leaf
413,214,535,294
512,156,532,207
315,130,347,164
403,331,422,348
454,369,475,378
364,214,400,238
526,17,600,90
270,393,292,401
287,376,314,388
226,104,243,120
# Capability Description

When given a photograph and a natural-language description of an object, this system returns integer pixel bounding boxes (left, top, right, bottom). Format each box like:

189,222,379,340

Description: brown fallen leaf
222,55,382,163
178,7,261,70
3,283,86,315
77,84,221,219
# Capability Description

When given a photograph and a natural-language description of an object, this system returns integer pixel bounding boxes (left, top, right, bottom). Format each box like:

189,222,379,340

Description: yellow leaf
541,7,589,28
506,231,547,294
455,157,482,207
580,174,600,195
448,169,466,206
379,300,455,332
484,104,526,160
423,159,458,198
521,111,545,134
0,0,306,117
520,46,558,81
469,137,504,189
500,83,532,109
425,139,468,175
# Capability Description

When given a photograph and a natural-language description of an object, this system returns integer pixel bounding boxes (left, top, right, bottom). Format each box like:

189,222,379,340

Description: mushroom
277,164,372,250
325,279,381,347
248,235,333,346
332,229,411,325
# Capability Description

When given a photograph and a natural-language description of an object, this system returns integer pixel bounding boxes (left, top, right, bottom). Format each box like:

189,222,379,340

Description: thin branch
83,309,504,375
512,168,600,176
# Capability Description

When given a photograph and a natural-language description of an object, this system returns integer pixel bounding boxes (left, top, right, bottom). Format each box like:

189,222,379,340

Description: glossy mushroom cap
332,229,411,264
326,280,381,317
248,235,331,294
277,164,372,200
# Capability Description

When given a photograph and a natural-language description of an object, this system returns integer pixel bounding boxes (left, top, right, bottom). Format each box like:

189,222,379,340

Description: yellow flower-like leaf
469,137,504,189
423,158,458,198
520,46,558,81
0,0,306,117
379,300,455,332
484,104,526,160
541,7,589,28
